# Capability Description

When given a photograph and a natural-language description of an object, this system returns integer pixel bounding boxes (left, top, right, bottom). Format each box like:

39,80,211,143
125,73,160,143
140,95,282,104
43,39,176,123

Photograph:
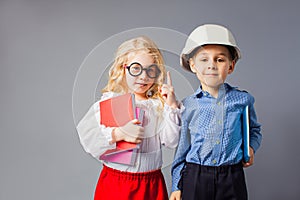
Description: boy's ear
228,61,235,74
189,58,197,73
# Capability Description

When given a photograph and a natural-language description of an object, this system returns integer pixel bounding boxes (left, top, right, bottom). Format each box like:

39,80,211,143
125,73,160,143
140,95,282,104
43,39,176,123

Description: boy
170,24,262,200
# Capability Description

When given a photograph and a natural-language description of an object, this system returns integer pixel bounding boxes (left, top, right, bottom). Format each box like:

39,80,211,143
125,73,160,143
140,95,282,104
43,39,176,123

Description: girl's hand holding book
111,119,144,144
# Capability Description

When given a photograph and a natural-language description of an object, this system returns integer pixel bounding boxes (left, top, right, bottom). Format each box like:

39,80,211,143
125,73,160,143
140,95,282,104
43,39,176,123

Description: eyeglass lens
127,62,160,78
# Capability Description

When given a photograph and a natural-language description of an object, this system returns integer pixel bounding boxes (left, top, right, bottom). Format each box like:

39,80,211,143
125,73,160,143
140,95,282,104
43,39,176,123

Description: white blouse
76,92,182,172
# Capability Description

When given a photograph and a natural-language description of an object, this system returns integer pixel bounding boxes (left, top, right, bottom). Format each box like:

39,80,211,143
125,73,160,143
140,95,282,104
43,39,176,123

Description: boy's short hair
180,24,241,72
188,44,238,61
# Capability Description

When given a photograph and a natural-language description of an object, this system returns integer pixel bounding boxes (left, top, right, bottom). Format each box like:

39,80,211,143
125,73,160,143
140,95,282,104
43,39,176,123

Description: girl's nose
139,70,148,79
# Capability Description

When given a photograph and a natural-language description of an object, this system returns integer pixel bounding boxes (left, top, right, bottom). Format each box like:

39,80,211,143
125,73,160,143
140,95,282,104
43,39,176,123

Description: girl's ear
189,58,197,73
228,61,235,74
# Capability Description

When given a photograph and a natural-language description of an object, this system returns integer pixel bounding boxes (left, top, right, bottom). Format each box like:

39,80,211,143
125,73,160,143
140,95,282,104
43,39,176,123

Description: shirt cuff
164,103,184,124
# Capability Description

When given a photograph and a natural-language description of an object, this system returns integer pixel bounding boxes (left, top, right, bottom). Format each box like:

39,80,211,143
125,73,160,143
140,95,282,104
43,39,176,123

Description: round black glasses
125,62,161,79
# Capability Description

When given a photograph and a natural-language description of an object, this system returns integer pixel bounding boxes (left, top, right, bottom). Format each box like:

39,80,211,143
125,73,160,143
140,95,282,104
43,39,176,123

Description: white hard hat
180,24,241,72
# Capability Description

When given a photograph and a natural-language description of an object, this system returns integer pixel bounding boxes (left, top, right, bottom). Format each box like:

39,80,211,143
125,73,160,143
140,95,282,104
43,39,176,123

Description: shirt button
217,102,221,106
218,120,222,125
216,140,220,144
212,159,217,164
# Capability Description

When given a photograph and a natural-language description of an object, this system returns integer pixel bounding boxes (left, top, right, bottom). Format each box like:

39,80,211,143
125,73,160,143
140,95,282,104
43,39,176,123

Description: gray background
1,0,300,199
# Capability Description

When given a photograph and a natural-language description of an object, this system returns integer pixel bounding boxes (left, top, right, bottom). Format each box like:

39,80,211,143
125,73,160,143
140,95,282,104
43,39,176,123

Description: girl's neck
134,93,148,100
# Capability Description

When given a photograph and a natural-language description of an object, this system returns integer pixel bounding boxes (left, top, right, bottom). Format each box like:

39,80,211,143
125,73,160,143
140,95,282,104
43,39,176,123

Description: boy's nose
207,61,217,70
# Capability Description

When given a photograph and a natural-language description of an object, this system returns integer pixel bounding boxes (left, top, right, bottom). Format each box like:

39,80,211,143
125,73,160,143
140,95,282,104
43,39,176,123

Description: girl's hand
169,190,181,200
160,71,178,109
243,147,254,167
111,119,144,144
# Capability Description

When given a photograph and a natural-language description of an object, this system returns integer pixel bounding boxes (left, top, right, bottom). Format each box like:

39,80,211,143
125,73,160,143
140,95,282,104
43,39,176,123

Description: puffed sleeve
76,93,118,160
157,103,184,148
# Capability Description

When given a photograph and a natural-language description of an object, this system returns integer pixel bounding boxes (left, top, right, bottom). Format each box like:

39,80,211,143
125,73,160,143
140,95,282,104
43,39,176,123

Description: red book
98,93,144,165
99,93,136,127
99,93,138,151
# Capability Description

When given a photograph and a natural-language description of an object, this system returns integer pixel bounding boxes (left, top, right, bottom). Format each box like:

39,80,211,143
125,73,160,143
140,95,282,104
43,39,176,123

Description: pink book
99,149,136,165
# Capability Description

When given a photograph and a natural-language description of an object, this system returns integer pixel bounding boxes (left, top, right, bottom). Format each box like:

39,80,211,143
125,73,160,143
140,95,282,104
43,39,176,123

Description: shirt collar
192,83,235,99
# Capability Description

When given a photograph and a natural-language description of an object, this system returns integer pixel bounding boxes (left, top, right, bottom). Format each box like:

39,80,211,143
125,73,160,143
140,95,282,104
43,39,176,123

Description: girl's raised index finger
167,71,173,86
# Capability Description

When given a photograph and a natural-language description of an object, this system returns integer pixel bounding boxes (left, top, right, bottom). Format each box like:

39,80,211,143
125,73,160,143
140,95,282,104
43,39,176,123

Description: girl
77,36,181,200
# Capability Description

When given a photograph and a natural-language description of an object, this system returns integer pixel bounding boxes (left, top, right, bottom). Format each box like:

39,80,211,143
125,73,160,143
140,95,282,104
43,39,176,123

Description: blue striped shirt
171,83,262,192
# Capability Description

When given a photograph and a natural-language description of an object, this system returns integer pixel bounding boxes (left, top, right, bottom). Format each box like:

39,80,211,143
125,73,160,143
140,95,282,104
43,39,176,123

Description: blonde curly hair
102,36,166,101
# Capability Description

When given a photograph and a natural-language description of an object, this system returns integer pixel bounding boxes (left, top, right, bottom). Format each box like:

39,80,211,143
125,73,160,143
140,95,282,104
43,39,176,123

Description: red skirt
94,165,168,200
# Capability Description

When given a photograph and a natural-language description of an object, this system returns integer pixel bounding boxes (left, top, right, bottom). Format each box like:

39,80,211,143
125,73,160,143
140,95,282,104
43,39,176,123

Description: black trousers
180,162,247,200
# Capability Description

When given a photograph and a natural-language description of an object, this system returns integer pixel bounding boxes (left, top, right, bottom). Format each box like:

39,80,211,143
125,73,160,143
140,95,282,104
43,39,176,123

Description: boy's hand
159,71,178,109
243,147,254,167
169,190,181,200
